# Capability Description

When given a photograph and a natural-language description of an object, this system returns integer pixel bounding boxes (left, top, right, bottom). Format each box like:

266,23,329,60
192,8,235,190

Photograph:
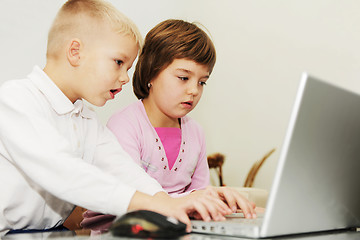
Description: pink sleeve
169,140,209,198
185,139,210,192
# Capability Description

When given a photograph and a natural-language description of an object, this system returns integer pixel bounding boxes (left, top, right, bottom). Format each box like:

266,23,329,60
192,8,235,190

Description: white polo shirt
0,66,163,236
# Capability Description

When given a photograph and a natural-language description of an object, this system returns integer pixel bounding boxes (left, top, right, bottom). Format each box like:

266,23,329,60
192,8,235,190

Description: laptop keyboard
225,212,263,225
191,216,263,236
227,217,263,225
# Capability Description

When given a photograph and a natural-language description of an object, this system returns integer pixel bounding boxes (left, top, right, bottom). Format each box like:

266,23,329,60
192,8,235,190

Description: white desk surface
2,229,360,240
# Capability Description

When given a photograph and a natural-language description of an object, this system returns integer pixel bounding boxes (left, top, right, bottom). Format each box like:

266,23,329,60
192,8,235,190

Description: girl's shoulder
181,115,204,135
109,100,144,120
107,100,147,127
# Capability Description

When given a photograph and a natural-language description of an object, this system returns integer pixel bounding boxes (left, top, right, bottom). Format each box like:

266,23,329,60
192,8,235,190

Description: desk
2,229,360,240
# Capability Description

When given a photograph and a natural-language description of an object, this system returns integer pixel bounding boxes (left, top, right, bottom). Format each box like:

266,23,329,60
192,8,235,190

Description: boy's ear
67,39,82,66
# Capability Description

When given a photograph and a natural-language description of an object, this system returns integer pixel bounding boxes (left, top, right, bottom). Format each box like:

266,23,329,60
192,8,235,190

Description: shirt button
183,141,185,145
179,159,182,162
161,157,164,161
164,166,167,169
156,138,159,142
174,168,178,171
182,149,184,153
158,146,161,150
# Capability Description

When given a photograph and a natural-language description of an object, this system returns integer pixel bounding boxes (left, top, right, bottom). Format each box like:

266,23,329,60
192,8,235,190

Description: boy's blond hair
46,0,143,59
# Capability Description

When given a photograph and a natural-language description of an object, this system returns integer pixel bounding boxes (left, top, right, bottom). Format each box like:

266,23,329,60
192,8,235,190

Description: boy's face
146,58,209,126
78,26,138,106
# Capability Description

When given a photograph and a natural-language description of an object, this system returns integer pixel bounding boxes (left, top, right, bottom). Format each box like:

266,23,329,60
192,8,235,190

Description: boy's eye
115,60,123,65
199,81,207,86
178,76,188,81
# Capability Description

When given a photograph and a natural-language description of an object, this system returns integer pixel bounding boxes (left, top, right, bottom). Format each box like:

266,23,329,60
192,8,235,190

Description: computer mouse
109,210,187,239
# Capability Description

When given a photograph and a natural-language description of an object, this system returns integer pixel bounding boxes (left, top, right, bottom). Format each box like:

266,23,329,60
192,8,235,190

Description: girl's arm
182,124,210,193
106,109,143,167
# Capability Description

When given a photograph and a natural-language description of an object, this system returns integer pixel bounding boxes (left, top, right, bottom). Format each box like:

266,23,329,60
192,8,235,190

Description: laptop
191,73,360,238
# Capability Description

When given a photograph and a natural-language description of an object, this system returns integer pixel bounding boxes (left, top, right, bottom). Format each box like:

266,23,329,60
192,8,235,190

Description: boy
0,0,232,236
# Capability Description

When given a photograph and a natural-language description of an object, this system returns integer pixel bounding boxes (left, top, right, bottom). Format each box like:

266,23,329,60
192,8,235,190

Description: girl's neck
142,98,180,128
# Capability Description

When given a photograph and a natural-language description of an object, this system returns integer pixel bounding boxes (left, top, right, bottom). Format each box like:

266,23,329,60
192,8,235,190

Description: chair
207,151,271,207
243,148,276,188
207,152,225,186
63,206,91,235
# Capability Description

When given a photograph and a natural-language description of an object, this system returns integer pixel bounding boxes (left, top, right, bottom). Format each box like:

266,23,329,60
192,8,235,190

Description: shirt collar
28,66,94,119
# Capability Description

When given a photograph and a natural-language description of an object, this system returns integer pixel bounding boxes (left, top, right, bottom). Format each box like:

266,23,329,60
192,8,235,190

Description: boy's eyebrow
115,52,130,60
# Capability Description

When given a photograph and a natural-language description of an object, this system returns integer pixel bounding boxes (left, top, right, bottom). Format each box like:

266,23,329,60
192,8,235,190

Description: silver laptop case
192,73,360,238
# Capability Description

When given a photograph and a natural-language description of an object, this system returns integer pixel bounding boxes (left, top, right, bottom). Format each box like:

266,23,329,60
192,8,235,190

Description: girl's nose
187,82,200,96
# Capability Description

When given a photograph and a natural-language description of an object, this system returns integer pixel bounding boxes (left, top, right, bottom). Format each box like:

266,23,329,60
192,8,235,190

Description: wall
1,0,359,191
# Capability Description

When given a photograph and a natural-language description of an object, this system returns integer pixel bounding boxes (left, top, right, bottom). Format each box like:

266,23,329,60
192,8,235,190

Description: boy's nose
119,73,130,85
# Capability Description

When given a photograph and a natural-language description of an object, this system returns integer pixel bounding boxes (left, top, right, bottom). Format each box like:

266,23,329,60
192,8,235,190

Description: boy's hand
189,186,257,219
128,191,233,232
128,186,257,233
206,186,257,219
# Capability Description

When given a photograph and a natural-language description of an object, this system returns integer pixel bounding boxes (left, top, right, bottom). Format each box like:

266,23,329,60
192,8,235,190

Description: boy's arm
0,83,156,216
92,124,164,196
129,191,232,232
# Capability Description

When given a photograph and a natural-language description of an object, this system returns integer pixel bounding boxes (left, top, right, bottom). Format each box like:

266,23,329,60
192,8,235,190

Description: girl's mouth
181,101,193,108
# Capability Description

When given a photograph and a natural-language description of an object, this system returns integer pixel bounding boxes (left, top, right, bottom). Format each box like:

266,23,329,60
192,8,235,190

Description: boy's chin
86,98,108,107
96,101,107,107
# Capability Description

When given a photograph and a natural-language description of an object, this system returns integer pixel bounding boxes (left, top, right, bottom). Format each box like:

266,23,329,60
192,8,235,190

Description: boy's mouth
110,88,122,98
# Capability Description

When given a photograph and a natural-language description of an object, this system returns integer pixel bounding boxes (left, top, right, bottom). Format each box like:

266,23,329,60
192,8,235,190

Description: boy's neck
43,61,78,104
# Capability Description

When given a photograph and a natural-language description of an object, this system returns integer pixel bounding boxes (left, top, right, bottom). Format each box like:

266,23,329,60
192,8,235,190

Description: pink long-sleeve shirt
107,100,210,197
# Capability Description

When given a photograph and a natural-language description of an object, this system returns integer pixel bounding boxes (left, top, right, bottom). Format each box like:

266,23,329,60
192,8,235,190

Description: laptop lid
191,73,360,238
261,73,360,237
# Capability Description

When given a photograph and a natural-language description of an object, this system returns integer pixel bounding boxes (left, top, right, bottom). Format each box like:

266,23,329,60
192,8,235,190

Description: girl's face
143,58,209,127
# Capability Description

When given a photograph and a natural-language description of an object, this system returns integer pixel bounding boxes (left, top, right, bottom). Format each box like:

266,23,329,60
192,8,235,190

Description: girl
108,19,256,211
81,19,256,233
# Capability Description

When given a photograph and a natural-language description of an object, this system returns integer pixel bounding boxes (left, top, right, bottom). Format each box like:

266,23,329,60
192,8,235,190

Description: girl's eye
178,76,188,81
115,60,123,65
199,81,207,86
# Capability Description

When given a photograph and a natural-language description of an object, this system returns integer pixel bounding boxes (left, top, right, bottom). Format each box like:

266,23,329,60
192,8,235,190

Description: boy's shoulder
1,66,54,102
0,78,39,102
1,78,33,90
0,77,51,120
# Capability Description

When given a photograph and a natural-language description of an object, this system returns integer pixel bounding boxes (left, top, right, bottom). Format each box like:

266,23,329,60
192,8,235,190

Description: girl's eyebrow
175,68,210,79
175,68,192,74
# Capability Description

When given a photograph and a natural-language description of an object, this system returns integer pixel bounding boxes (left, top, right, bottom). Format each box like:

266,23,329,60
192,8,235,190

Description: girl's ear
67,39,82,66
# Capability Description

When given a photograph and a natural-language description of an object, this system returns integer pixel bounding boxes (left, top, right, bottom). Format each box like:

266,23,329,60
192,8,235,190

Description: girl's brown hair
133,19,216,99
